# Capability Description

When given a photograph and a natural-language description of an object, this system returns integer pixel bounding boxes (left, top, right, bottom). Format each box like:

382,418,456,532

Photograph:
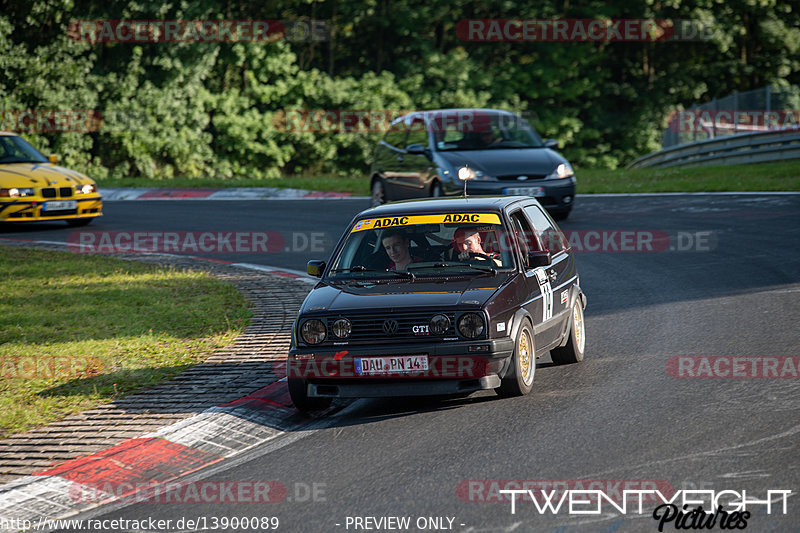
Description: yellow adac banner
351,213,502,232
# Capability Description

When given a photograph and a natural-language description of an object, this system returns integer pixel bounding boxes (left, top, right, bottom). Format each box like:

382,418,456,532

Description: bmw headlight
0,187,34,198
331,318,351,339
429,314,451,335
300,319,326,344
457,313,485,338
548,162,574,179
76,183,97,194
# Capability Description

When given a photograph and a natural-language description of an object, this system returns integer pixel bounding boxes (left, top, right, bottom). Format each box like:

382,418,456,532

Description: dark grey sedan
369,109,577,219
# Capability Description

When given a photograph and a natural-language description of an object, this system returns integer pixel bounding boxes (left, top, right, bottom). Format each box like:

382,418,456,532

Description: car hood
437,148,564,177
0,163,93,187
301,274,515,314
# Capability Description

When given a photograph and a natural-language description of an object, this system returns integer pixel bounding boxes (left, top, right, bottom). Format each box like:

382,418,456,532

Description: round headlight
429,314,450,335
300,319,326,345
331,318,351,338
457,313,485,338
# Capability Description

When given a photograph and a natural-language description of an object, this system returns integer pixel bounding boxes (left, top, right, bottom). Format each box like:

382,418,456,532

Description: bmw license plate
504,187,545,197
354,355,429,375
42,200,77,211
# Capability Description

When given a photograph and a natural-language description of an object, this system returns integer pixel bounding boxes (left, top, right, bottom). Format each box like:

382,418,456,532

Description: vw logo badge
382,319,399,335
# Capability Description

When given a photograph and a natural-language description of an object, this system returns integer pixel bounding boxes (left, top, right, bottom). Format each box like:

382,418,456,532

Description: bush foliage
1,0,798,181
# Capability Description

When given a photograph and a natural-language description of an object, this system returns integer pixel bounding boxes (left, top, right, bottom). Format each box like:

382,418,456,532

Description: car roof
390,108,518,126
358,196,530,217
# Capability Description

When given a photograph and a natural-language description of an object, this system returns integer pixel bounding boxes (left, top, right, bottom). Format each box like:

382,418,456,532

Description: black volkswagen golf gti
287,196,586,412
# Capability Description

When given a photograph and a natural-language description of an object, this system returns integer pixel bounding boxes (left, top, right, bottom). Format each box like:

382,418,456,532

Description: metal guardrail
627,128,800,169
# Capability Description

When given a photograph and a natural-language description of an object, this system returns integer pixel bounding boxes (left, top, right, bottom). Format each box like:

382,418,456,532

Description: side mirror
405,143,427,155
543,139,559,150
527,250,551,268
307,260,326,278
48,154,59,164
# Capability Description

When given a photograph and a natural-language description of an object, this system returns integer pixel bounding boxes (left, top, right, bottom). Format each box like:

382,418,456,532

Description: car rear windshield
327,213,517,279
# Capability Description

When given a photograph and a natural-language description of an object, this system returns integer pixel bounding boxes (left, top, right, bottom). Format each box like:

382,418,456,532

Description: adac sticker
351,213,501,232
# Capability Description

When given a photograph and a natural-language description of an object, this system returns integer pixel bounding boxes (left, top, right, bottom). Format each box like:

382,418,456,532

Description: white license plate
42,200,77,211
354,355,429,375
505,187,545,197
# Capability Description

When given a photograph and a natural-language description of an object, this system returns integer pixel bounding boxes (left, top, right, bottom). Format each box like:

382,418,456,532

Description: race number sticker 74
534,268,553,321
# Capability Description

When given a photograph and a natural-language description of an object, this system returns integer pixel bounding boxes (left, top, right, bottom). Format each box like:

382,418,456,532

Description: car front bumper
288,337,515,398
0,197,103,222
446,178,576,211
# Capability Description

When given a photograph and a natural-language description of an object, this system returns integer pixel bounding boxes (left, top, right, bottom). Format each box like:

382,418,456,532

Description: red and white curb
0,375,339,531
100,187,367,201
0,240,324,531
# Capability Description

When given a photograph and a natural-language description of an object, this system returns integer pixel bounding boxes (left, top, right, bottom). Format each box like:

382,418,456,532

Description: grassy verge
0,247,251,439
96,161,800,194
578,160,800,193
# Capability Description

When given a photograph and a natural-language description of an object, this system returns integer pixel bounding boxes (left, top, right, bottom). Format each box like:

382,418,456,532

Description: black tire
496,320,535,397
370,179,386,207
288,378,332,412
552,209,571,221
66,218,93,227
550,300,585,365
430,181,444,198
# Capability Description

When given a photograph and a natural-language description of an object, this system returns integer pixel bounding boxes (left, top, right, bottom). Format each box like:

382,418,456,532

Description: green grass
96,161,800,194
578,160,800,193
0,247,251,439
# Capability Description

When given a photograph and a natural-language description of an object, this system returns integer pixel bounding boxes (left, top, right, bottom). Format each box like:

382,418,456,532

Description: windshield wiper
408,263,497,276
329,266,415,280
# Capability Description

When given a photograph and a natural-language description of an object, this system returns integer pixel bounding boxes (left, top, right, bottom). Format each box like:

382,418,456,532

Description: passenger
382,228,422,271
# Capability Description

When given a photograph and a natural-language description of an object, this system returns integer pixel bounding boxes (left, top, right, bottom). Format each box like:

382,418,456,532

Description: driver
452,227,502,266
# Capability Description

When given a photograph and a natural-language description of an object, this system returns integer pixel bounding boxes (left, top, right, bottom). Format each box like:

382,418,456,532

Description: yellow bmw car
0,132,102,226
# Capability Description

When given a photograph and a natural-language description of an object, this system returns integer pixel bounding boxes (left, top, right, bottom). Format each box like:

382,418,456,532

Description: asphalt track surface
4,194,800,532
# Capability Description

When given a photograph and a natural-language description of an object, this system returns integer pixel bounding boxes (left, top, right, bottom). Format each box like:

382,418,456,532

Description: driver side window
509,211,538,268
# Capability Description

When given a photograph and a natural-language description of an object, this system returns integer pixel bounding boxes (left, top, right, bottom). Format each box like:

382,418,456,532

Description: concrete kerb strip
99,187,367,201
0,239,331,532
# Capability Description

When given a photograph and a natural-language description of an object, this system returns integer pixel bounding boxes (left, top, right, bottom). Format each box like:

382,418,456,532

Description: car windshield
327,212,516,280
430,112,544,151
0,136,48,164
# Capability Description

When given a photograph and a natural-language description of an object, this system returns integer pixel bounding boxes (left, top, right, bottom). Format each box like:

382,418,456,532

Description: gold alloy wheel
574,303,585,354
519,328,534,386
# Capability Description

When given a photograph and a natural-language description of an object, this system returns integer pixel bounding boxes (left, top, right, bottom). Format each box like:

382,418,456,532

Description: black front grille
330,311,458,343
59,187,73,197
41,188,56,198
497,174,546,181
